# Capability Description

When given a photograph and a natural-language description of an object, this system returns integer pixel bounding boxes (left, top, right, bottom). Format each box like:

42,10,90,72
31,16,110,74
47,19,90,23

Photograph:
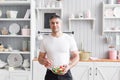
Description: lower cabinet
33,61,120,80
0,69,9,80
9,71,30,80
71,62,93,80
0,70,30,80
32,61,47,80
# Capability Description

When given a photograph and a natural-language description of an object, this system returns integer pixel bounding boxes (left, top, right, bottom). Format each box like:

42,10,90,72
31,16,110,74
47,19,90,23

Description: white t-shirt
40,33,78,66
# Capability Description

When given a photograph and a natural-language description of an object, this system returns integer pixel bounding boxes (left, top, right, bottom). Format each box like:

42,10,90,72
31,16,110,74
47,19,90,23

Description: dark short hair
49,14,61,20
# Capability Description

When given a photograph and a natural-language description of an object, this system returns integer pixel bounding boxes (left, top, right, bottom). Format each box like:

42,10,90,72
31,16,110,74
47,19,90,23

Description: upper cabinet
102,2,120,35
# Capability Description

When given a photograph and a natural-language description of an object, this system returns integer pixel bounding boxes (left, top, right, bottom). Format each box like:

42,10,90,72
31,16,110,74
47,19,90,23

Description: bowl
52,65,65,74
0,60,7,68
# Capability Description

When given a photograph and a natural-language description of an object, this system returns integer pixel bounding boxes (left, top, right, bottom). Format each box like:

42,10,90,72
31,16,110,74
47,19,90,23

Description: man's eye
56,22,58,24
51,22,54,24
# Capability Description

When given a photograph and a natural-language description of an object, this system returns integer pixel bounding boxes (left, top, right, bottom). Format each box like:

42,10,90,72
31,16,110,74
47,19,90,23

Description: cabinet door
33,61,47,80
0,70,9,80
94,62,120,80
71,62,93,80
10,71,30,80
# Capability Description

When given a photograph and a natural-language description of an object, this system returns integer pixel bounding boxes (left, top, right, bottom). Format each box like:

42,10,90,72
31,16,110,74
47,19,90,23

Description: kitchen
0,0,119,80
33,0,120,80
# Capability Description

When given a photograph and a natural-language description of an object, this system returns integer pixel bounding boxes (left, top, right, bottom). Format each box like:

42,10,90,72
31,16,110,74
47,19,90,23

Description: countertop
33,58,120,62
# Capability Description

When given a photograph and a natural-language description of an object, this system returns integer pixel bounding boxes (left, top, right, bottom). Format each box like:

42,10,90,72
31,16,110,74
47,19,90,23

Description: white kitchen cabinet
33,61,120,80
71,62,93,80
94,62,120,80
9,71,30,80
0,69,9,80
32,61,46,80
102,2,120,35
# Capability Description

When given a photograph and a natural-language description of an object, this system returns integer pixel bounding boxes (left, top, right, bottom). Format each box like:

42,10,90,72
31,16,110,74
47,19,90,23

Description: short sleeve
40,39,46,53
69,37,78,52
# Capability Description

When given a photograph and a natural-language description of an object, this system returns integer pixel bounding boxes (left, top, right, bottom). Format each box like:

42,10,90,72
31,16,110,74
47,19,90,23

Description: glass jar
108,46,117,60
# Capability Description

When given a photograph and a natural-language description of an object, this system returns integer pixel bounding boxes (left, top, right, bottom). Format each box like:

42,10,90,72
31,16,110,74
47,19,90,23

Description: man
38,14,79,80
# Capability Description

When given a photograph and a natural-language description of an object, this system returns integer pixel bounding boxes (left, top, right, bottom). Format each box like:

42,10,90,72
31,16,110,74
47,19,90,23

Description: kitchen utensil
6,10,18,18
106,34,113,44
0,59,7,68
104,9,113,17
22,59,30,68
9,23,20,35
108,46,117,60
7,54,23,67
114,7,120,17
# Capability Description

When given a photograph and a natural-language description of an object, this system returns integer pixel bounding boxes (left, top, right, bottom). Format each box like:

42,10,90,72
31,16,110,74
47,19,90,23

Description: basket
80,52,91,60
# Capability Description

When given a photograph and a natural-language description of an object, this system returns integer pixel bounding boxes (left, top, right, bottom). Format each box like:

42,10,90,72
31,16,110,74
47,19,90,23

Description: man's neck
51,31,63,37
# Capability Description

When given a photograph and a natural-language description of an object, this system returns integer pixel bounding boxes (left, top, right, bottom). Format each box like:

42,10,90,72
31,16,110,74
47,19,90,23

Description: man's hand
52,65,70,75
38,52,52,68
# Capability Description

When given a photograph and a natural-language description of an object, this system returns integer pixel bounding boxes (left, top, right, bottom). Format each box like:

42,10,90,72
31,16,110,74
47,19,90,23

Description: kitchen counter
33,58,120,62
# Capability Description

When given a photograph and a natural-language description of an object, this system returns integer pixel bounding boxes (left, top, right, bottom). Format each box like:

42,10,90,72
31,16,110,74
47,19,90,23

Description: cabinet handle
89,67,92,76
95,67,97,76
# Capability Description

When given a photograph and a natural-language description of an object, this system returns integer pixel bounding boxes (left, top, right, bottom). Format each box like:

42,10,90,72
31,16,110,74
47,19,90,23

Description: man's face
49,18,62,33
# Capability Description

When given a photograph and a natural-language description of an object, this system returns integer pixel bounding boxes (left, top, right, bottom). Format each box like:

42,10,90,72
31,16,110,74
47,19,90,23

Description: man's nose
53,23,57,26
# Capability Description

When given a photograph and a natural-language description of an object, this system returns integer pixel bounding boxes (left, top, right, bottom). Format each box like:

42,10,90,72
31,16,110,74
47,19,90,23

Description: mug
6,10,18,18
21,29,30,35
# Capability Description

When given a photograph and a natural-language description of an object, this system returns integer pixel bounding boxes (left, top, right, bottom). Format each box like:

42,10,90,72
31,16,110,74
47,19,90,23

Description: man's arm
38,52,52,67
69,51,79,68
60,51,79,75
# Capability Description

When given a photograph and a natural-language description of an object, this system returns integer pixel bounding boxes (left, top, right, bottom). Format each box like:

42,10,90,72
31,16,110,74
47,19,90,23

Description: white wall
36,0,118,58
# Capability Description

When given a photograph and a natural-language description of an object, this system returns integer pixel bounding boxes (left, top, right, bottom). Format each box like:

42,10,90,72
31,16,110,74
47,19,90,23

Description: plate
7,54,23,67
9,23,20,35
104,9,113,17
114,7,120,17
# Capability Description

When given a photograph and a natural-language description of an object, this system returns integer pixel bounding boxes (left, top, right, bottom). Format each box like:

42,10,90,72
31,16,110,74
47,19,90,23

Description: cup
6,10,18,18
21,29,30,35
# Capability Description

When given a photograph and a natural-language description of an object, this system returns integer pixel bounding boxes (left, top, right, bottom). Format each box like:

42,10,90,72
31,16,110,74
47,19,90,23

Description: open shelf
69,18,95,30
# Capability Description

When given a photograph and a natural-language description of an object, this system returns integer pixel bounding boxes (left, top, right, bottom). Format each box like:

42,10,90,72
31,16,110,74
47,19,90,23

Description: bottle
108,46,117,60
85,10,91,18
22,40,27,51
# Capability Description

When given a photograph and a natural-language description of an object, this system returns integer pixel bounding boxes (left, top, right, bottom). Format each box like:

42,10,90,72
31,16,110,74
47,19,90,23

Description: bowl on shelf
6,10,18,18
0,59,7,68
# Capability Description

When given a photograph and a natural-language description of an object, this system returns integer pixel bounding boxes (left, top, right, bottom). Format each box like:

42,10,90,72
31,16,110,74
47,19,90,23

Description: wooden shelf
0,51,30,54
0,18,30,21
36,7,62,10
104,3,120,7
0,1,30,6
0,35,30,37
104,17,120,19
69,18,95,30
103,30,120,33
